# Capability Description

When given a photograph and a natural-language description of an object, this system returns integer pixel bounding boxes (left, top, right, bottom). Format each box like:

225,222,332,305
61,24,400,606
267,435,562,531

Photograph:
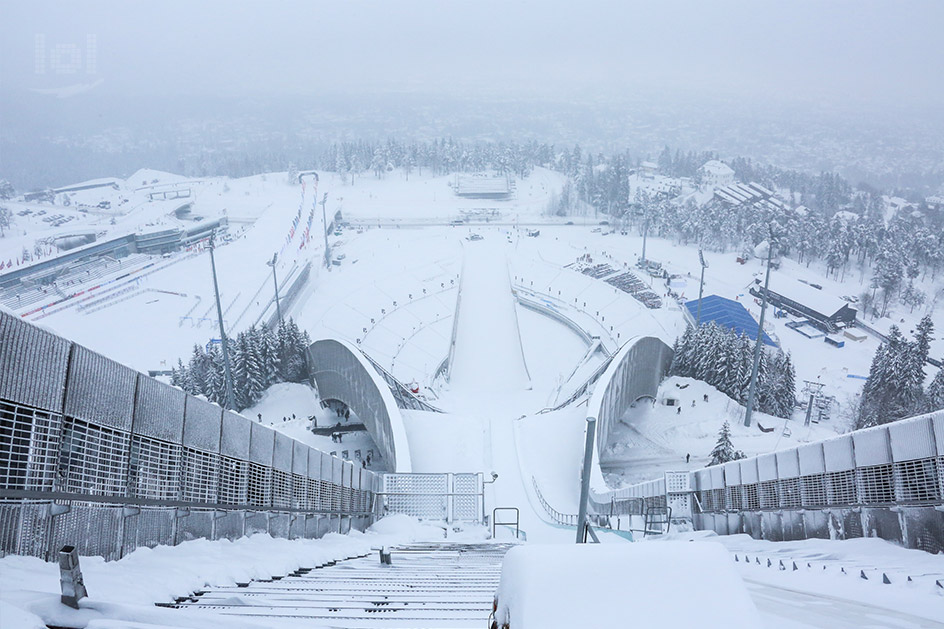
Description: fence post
119,506,139,559
446,473,454,524
46,503,70,562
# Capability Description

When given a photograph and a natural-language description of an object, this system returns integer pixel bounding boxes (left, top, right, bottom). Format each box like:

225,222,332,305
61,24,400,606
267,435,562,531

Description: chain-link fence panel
213,511,244,541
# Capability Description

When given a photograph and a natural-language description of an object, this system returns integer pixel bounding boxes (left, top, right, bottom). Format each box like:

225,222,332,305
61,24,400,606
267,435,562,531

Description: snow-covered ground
651,531,944,629
242,382,384,468
601,376,843,486
0,515,480,629
3,167,942,628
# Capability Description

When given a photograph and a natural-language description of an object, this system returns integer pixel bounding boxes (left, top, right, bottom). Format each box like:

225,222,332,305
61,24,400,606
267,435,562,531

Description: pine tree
736,334,754,404
170,358,187,389
245,326,266,404
669,326,695,377
669,336,683,375
858,326,913,428
204,345,226,405
914,315,934,368
716,332,740,399
925,369,944,413
905,316,934,414
261,326,281,387
231,332,250,410
778,353,797,418
707,420,744,466
186,345,209,397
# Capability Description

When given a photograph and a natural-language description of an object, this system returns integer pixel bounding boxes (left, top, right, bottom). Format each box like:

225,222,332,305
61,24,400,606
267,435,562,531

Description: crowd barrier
591,411,944,553
690,411,944,552
0,310,382,562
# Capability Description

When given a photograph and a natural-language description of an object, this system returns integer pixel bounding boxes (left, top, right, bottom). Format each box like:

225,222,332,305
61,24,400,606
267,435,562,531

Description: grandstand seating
605,271,663,309
0,254,152,312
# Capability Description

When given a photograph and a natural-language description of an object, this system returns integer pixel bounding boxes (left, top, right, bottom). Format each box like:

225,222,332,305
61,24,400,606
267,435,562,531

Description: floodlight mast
267,252,282,324
696,248,708,326
208,234,235,410
321,192,330,268
744,240,775,428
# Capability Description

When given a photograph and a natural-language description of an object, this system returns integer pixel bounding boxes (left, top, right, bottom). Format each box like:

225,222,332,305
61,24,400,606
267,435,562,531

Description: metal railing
532,476,578,526
361,352,442,413
0,311,383,561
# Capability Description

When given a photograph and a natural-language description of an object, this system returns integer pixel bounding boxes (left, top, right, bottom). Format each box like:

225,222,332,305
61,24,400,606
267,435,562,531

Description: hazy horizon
1,0,942,191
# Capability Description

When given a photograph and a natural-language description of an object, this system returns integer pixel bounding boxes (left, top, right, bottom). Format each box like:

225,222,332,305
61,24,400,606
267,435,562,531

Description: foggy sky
2,0,942,105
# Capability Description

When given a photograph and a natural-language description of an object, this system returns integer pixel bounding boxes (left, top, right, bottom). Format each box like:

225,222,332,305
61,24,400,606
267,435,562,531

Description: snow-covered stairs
167,542,515,628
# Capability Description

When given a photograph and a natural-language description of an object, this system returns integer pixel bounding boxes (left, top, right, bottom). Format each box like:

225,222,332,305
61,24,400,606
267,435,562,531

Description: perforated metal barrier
381,473,484,523
0,311,383,562
592,411,944,553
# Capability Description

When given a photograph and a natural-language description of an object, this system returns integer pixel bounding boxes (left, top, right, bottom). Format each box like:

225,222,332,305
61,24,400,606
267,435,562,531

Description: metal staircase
164,542,516,628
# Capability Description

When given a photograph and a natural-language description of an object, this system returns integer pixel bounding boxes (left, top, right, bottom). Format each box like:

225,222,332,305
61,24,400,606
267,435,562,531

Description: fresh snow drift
494,542,762,629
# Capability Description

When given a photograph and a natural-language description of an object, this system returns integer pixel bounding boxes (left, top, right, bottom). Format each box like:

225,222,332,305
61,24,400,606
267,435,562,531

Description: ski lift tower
802,380,826,427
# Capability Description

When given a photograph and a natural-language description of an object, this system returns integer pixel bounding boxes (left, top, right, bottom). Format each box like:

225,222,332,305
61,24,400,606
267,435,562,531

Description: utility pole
320,192,330,268
208,234,235,410
696,248,708,325
744,240,774,428
267,252,282,324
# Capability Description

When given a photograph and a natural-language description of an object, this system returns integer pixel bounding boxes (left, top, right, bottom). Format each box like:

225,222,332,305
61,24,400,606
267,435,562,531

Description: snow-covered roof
832,210,858,222
769,277,852,318
640,161,658,169
701,160,734,176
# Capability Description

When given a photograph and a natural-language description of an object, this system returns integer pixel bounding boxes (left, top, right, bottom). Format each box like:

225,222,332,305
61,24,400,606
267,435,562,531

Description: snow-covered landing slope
448,239,530,392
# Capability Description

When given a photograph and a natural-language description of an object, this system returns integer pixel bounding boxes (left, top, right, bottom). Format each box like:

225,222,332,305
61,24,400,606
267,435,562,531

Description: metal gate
382,473,484,523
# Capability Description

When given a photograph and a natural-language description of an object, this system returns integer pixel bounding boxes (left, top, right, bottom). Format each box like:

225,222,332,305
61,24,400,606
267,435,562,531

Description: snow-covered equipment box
491,542,760,629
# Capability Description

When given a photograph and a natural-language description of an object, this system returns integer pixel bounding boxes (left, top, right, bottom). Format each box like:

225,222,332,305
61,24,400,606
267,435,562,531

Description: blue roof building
684,295,777,347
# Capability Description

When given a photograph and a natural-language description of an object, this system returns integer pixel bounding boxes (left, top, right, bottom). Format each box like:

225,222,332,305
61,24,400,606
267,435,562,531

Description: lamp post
483,471,499,527
207,234,235,410
267,252,282,324
744,240,775,428
696,248,708,326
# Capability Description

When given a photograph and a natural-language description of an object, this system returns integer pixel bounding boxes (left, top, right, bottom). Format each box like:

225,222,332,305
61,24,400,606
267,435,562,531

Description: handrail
531,477,578,526
361,351,442,413
492,507,521,539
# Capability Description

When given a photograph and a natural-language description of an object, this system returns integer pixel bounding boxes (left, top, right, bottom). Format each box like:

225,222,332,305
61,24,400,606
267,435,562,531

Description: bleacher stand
605,271,663,309
0,253,152,312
